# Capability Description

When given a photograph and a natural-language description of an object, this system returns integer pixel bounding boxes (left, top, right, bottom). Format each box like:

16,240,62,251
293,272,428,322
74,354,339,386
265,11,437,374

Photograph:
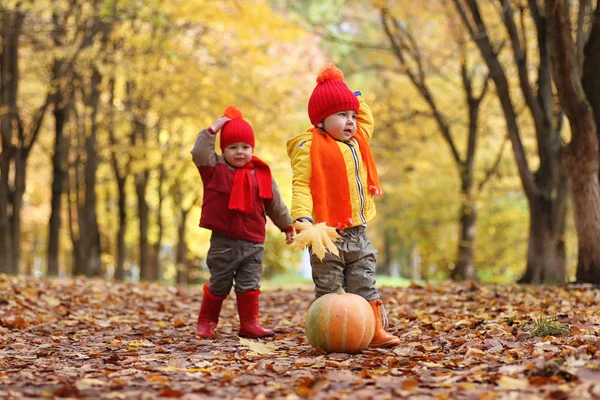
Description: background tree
1,2,52,274
3,0,586,284
452,0,568,284
377,4,499,281
546,0,600,283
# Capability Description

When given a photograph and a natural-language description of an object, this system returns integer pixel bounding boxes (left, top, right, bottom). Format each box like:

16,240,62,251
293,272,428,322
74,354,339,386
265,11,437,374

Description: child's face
223,142,253,168
322,110,357,142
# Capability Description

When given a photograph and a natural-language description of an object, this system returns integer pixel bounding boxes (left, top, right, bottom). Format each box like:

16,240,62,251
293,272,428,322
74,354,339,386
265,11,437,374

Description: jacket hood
286,129,314,158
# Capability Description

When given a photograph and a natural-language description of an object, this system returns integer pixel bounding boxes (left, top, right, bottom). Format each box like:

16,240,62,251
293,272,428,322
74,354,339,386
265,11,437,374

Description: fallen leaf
239,337,278,355
496,376,529,389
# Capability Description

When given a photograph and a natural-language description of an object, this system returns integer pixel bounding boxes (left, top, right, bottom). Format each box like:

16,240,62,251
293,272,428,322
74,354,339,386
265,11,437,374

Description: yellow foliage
291,221,341,262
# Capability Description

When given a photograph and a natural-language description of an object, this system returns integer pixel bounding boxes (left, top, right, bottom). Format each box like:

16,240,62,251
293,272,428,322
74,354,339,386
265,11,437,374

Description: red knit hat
308,64,359,126
220,106,255,151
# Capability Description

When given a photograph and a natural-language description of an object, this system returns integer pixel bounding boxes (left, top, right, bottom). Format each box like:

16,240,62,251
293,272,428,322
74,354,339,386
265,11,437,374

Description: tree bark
175,207,190,285
114,175,127,281
71,104,85,277
82,68,103,277
107,77,128,281
0,9,22,273
136,168,151,281
151,163,165,281
47,87,67,277
380,10,495,281
454,196,476,281
453,0,567,283
546,0,600,283
582,3,600,139
47,10,70,276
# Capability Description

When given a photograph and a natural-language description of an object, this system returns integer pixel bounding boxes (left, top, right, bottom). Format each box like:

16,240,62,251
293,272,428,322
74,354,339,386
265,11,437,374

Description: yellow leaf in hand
291,221,341,261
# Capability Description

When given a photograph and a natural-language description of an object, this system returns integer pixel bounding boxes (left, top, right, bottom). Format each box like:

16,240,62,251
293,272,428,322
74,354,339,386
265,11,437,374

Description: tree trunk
452,87,481,282
453,0,567,283
577,2,600,282
82,68,103,276
10,145,26,274
546,0,600,283
108,77,128,281
0,9,22,274
518,196,567,283
582,3,600,147
151,162,165,281
132,115,151,281
175,207,191,285
453,195,476,281
114,176,127,281
47,58,69,277
379,11,491,281
67,164,84,277
71,102,86,277
570,165,600,282
136,170,151,281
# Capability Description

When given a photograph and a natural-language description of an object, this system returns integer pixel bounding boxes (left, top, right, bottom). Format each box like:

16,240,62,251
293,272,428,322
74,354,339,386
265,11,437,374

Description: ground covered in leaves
2,276,600,399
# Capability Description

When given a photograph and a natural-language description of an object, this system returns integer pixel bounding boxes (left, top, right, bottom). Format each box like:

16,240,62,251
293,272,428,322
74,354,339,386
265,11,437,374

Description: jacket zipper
345,141,367,224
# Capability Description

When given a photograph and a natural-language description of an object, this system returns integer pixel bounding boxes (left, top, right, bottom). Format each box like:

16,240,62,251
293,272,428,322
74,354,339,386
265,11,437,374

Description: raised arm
354,92,374,142
190,115,230,168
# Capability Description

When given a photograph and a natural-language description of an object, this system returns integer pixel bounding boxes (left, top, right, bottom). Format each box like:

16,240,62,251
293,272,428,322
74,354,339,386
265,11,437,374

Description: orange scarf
309,128,382,229
229,156,273,213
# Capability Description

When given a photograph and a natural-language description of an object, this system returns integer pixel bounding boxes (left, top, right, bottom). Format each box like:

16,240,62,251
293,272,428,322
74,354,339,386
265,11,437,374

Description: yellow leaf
496,376,529,389
146,374,170,384
239,337,278,355
45,297,61,307
159,365,186,372
292,221,341,261
188,367,215,373
464,347,486,359
127,340,154,349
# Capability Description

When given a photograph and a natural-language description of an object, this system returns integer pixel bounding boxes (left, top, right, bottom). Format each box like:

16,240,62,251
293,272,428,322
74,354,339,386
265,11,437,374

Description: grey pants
206,232,264,296
310,225,379,301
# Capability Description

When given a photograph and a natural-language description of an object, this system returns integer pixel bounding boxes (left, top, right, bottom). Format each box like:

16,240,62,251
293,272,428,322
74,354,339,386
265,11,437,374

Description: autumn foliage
2,275,600,398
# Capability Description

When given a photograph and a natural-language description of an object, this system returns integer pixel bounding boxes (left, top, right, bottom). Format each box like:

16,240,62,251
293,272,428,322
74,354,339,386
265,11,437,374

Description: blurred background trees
1,0,598,285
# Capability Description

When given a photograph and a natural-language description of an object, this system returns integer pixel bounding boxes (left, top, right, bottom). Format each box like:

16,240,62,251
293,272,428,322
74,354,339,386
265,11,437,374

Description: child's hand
285,229,294,245
210,116,231,133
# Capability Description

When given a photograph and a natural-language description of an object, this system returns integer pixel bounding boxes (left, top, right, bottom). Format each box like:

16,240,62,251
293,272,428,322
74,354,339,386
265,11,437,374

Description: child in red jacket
191,106,293,339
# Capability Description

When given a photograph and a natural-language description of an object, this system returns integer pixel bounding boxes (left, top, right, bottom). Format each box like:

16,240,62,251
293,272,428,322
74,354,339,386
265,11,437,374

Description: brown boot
368,299,400,348
196,284,226,338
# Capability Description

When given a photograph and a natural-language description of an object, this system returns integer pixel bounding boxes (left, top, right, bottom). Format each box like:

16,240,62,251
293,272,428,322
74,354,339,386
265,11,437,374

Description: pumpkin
305,287,375,353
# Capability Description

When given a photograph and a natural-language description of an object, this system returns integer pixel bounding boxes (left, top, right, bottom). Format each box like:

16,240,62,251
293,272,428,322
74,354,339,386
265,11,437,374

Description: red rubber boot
236,290,275,338
195,284,226,338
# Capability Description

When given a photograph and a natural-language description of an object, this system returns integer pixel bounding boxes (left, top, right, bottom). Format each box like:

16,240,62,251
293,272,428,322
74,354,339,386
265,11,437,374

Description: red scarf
310,128,382,229
228,156,273,213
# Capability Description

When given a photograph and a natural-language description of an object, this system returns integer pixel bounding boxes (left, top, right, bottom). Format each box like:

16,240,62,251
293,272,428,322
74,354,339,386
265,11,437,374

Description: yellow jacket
286,95,377,228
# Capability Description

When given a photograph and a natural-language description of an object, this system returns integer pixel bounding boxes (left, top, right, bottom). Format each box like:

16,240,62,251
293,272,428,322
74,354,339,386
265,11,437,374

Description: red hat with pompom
220,105,255,151
308,64,359,126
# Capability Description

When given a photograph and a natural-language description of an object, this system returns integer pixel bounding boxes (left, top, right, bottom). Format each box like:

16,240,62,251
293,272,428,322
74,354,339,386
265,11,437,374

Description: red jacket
192,129,292,244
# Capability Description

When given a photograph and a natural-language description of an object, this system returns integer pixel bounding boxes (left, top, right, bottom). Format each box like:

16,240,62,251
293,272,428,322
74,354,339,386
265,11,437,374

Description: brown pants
206,232,264,296
310,225,379,301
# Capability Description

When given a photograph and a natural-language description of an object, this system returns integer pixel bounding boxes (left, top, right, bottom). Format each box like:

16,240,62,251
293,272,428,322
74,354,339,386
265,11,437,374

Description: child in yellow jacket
286,64,400,348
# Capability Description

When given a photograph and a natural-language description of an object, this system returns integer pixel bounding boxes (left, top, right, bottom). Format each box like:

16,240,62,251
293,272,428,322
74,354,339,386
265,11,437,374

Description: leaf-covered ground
2,275,600,399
